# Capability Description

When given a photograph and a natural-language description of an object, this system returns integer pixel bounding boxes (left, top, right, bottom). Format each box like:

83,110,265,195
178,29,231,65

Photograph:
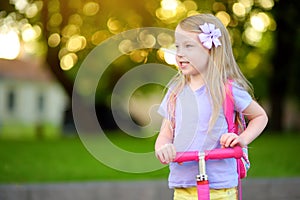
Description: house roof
0,58,55,82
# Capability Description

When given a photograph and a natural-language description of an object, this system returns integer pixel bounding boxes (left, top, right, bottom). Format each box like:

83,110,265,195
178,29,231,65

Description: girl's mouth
180,61,190,68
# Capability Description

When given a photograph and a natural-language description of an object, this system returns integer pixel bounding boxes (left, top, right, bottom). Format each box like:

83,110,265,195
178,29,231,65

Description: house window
37,94,44,113
7,90,15,112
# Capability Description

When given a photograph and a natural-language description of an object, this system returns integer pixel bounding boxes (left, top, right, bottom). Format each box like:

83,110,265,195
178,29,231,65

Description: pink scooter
173,146,243,200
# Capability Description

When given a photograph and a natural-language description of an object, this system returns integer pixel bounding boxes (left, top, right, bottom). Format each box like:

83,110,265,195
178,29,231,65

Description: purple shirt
158,83,252,189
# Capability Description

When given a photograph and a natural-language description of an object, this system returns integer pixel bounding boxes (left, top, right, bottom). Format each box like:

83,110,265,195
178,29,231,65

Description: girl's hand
220,133,246,148
155,143,176,164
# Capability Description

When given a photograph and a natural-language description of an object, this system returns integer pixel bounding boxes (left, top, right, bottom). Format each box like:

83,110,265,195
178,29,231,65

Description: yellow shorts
174,187,237,200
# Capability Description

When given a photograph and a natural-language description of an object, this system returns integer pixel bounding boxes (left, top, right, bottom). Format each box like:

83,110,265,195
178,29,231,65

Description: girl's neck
188,74,205,91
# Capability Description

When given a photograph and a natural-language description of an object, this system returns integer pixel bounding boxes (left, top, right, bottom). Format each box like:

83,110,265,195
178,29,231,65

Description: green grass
0,131,299,184
247,132,300,177
0,132,168,184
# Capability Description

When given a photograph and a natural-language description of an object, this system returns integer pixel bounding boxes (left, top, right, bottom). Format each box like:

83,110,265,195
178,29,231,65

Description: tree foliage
1,0,298,131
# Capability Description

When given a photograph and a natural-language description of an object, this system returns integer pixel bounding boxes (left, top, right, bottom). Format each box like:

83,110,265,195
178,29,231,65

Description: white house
0,58,68,139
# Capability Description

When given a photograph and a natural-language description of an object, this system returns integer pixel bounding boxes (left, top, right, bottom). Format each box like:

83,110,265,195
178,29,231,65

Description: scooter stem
197,152,208,181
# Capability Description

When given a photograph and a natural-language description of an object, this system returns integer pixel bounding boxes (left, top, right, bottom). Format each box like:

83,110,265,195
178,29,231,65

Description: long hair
167,13,253,132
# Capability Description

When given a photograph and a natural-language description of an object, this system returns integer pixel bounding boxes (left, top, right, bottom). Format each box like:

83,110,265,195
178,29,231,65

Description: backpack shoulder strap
224,80,245,200
223,80,236,133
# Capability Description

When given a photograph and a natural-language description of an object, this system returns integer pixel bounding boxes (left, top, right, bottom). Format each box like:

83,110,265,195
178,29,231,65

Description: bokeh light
257,0,274,10
66,35,86,52
0,30,20,59
243,27,262,46
83,2,100,16
60,53,78,70
232,3,246,18
119,39,134,55
161,0,178,10
130,50,148,63
216,11,231,27
107,18,123,34
21,24,41,42
11,0,28,12
68,14,83,26
161,46,177,66
183,0,197,12
239,0,253,11
25,3,38,18
155,0,186,22
91,30,111,46
251,12,270,32
213,2,226,12
47,0,60,13
138,31,156,49
48,13,63,27
157,32,173,47
62,24,80,38
48,33,61,47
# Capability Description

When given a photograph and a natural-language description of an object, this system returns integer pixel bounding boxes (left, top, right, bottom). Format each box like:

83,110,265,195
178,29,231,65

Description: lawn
0,131,299,184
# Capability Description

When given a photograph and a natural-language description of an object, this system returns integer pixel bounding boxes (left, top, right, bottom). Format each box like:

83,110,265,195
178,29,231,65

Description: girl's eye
186,44,193,48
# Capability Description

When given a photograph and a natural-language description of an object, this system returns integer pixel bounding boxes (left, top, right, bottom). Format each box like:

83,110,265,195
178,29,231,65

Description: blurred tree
270,0,300,131
3,0,296,131
41,0,73,97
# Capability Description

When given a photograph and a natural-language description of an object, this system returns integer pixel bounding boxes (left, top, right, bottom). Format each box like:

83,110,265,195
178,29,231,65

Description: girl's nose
176,49,184,57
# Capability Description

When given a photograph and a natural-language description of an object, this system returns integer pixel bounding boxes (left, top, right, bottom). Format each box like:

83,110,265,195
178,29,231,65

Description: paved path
1,178,300,200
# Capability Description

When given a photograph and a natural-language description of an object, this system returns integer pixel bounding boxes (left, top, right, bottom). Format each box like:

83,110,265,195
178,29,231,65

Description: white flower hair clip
198,23,222,49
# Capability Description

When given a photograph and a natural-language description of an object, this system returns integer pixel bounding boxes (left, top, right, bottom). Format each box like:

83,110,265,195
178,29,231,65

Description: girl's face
175,25,210,76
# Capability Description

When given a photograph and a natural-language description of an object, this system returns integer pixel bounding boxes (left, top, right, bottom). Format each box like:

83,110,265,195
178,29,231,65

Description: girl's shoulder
232,81,245,90
230,79,254,97
230,81,253,112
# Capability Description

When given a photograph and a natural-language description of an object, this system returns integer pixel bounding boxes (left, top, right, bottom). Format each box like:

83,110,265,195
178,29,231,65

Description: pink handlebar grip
205,146,243,160
173,151,199,163
173,146,243,163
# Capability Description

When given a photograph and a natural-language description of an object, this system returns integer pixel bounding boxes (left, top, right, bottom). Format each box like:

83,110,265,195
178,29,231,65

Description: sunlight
251,15,265,32
161,0,178,10
21,24,41,42
0,30,21,60
161,47,177,66
156,0,184,21
11,0,28,11
251,12,270,32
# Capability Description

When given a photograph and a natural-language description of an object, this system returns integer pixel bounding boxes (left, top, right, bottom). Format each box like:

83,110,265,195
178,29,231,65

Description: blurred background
0,0,300,185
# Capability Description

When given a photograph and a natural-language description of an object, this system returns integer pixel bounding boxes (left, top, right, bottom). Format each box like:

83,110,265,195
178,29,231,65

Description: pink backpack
223,80,250,200
223,80,250,179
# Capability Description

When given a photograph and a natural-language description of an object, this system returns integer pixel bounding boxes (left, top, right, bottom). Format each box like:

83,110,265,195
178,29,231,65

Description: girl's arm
220,100,268,148
155,118,176,164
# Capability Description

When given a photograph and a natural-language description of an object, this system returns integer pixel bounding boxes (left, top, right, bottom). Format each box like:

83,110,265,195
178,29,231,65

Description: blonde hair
167,13,253,132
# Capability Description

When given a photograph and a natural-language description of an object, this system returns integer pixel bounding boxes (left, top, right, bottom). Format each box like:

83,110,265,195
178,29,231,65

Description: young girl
155,14,268,200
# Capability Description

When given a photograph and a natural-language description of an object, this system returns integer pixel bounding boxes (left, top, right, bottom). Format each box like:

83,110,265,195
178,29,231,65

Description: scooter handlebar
173,146,243,163
173,151,199,163
205,146,243,160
